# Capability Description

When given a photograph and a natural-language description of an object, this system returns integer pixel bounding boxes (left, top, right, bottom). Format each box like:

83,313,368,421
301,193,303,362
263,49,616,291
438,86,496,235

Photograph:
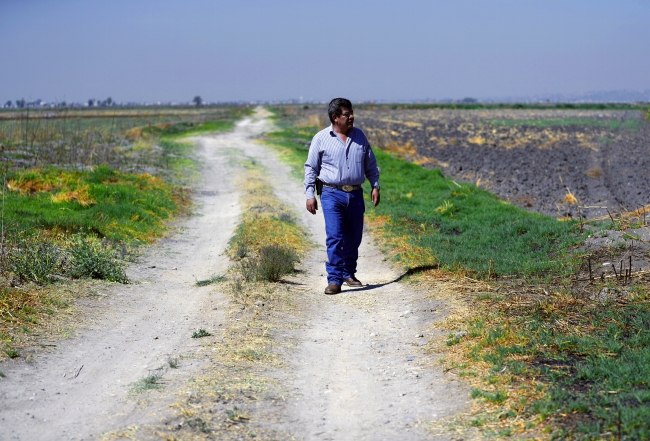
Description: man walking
304,98,381,294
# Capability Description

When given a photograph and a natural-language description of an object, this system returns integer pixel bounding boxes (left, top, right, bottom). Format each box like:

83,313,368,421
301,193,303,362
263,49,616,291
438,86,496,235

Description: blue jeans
320,187,365,285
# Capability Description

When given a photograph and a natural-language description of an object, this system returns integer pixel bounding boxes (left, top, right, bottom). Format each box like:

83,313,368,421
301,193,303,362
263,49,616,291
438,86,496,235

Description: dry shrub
585,205,650,225
124,126,143,140
585,166,603,178
7,177,56,194
238,245,298,283
563,188,578,204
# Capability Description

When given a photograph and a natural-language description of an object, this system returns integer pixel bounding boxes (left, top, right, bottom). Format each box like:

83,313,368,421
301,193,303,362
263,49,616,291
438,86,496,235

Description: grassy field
0,105,250,361
265,106,650,440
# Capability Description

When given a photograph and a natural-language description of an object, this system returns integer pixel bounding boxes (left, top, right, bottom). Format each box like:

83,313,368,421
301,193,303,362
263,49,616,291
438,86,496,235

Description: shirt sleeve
304,134,321,199
364,144,380,190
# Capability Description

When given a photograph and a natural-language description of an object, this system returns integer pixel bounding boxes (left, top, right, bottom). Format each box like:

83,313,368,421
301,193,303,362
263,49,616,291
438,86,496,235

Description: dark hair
328,98,352,123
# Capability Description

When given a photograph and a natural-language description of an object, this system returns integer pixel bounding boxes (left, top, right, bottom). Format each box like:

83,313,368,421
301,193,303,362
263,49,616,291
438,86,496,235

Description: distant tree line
1,95,226,109
3,97,115,109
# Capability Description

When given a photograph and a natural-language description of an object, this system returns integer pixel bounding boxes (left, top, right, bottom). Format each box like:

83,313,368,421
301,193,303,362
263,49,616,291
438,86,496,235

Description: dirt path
0,109,468,440
204,110,470,439
279,242,469,440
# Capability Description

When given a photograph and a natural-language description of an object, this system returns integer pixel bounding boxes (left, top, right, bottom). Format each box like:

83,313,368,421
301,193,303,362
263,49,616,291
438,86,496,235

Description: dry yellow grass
0,280,107,362
295,113,326,130
585,167,603,178
50,185,96,206
563,188,578,204
227,167,309,257
365,214,437,269
583,204,650,229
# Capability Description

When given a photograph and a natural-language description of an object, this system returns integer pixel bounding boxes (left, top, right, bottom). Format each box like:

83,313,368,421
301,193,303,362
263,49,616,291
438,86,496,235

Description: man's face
333,107,354,132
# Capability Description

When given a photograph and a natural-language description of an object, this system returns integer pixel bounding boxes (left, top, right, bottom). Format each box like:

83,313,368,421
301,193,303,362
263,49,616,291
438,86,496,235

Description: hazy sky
2,0,649,103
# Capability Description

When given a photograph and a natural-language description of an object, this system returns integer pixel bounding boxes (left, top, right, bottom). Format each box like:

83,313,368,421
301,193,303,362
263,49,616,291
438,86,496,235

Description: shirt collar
329,124,353,137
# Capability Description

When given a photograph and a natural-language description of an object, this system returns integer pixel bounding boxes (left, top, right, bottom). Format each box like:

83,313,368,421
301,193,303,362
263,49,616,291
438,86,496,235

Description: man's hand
306,198,318,214
371,188,380,207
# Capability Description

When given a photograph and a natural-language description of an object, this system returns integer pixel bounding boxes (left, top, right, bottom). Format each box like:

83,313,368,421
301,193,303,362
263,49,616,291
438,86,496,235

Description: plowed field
356,108,650,220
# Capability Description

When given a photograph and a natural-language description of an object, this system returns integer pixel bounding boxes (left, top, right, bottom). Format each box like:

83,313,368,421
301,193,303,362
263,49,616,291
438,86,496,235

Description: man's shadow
336,265,439,294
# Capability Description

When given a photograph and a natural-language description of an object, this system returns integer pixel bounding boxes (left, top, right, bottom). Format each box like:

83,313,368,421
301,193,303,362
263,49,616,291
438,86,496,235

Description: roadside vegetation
0,105,250,361
265,105,650,440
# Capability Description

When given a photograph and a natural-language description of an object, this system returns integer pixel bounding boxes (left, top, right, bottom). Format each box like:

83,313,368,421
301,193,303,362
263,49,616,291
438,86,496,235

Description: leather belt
322,183,362,192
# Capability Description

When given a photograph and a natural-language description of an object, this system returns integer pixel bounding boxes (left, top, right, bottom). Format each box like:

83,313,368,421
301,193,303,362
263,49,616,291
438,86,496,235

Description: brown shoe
324,283,341,294
344,277,363,287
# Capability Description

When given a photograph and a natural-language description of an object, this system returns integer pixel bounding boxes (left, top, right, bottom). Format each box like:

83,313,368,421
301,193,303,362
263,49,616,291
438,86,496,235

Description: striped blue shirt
304,125,380,199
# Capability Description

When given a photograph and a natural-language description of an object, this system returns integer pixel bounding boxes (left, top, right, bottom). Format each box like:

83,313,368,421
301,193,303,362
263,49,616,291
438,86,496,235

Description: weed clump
130,373,164,393
238,245,298,283
67,237,128,283
6,237,65,285
226,405,249,422
186,417,212,433
5,349,19,359
195,274,226,287
5,233,128,285
258,245,298,282
191,328,212,338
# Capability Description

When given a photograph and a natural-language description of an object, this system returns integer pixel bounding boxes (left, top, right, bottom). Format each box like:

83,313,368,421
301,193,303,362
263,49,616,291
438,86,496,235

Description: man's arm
371,187,380,207
365,145,381,207
304,135,321,214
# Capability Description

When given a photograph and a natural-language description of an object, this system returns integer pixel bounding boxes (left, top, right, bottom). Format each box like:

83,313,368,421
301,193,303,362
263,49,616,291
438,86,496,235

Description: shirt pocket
352,145,366,163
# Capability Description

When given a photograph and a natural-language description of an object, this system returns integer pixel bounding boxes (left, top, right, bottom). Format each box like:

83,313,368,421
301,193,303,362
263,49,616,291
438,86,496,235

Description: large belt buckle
341,185,354,192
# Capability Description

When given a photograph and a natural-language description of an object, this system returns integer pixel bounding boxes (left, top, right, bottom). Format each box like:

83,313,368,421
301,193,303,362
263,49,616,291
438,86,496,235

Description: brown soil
356,108,650,221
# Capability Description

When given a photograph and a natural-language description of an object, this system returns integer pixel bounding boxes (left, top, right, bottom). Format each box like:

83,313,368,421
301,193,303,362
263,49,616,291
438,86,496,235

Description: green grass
488,117,644,130
264,124,584,278
264,127,314,180
130,373,164,393
466,284,650,439
471,388,508,404
195,274,227,287
191,328,212,338
150,120,237,139
4,165,179,243
370,149,584,277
